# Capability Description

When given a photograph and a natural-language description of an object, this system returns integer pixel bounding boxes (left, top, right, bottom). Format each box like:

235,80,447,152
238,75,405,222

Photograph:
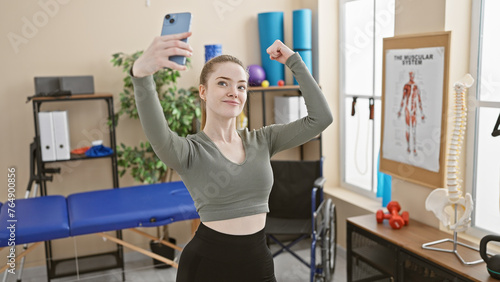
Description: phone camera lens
169,18,175,23
165,14,171,19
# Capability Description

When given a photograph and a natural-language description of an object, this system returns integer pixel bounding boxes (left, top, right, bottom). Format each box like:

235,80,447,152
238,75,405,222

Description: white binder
38,112,56,161
274,96,307,124
52,111,70,160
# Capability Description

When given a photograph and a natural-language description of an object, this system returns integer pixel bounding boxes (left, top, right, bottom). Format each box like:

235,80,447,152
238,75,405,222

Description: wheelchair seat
265,159,336,282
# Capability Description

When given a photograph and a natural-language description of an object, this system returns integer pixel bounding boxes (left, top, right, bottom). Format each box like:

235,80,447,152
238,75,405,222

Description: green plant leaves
111,52,200,184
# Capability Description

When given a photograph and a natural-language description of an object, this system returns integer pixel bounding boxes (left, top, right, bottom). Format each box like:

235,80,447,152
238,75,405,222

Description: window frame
339,0,393,199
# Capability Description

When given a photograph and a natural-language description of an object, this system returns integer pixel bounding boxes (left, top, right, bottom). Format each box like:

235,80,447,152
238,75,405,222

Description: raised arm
130,33,193,172
263,40,333,155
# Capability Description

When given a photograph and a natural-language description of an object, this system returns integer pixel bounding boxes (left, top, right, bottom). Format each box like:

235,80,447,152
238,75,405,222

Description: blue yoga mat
258,11,284,86
293,50,313,85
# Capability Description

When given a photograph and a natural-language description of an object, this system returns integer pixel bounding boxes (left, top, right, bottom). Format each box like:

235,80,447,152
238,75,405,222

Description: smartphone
161,12,192,66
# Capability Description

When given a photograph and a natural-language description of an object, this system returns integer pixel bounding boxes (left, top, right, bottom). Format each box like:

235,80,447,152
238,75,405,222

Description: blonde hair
199,55,248,129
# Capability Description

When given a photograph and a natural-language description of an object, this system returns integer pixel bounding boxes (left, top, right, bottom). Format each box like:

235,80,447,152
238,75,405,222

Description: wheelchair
265,159,337,282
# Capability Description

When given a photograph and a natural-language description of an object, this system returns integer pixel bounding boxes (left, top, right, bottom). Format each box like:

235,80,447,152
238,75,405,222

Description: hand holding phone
161,12,192,66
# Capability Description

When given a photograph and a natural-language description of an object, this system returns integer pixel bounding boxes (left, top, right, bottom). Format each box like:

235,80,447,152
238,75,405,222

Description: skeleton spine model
425,75,474,232
447,84,467,202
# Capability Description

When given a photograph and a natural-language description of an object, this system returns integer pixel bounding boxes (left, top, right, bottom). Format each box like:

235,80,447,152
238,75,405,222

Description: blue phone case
161,12,192,66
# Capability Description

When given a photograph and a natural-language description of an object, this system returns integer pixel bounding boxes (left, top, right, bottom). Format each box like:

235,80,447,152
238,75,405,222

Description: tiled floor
5,240,346,281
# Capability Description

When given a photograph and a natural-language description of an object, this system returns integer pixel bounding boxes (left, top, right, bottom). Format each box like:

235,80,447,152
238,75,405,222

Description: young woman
130,31,332,282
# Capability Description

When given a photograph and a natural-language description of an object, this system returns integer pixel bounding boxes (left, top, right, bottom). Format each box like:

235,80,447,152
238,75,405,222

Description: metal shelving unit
29,93,124,281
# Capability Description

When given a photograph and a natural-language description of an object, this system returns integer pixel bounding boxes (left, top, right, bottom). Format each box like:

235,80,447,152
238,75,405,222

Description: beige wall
318,0,340,188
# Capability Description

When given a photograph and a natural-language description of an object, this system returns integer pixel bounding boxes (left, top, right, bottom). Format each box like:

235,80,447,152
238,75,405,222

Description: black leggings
176,222,276,282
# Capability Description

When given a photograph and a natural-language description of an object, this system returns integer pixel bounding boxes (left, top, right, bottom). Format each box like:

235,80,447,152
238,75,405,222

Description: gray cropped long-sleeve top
132,53,333,222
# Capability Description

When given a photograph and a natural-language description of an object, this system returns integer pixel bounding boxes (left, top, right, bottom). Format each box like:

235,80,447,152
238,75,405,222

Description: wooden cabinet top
347,214,495,282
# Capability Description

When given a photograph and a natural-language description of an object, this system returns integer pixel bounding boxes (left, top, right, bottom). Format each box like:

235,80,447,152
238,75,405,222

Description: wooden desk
347,214,494,282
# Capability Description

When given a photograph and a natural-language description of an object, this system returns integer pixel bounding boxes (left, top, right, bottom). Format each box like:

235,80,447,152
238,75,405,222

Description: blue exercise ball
247,65,266,86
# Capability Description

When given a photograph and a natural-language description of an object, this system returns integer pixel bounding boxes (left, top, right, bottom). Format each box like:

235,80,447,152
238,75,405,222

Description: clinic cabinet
346,214,493,282
30,94,124,281
247,85,322,160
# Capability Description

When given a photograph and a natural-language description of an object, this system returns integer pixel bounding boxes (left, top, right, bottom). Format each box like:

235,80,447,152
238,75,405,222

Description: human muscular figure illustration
397,71,425,155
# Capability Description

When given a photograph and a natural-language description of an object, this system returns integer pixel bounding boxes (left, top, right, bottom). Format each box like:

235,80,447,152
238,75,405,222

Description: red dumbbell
376,201,409,229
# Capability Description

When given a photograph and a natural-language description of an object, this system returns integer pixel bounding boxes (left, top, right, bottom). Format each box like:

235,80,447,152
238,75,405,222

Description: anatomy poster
382,47,445,172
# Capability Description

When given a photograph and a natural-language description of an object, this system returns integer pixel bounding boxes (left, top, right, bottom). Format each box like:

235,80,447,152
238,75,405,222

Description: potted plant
111,51,200,267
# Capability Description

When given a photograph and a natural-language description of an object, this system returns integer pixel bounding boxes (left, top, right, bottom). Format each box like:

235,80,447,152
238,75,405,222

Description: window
467,0,500,235
340,0,395,196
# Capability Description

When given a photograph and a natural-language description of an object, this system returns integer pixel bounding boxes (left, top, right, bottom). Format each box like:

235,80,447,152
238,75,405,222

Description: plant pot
150,238,177,269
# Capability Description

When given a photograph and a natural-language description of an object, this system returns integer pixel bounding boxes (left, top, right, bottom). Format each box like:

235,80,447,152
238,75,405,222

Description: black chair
265,159,337,282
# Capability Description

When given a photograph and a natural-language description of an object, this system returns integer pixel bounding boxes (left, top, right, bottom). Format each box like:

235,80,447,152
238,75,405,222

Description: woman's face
201,62,248,121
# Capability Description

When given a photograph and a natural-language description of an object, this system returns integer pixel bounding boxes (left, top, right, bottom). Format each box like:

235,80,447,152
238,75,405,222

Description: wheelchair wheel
322,199,337,281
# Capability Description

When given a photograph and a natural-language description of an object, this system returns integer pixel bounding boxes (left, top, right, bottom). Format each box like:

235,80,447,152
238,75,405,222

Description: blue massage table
0,181,198,274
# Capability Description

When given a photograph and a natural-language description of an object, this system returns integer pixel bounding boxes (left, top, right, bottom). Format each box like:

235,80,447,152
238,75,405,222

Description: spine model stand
422,74,482,265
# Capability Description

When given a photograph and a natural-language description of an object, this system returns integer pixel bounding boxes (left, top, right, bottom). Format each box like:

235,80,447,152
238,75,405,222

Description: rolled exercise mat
205,44,223,62
293,9,313,85
258,11,284,86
